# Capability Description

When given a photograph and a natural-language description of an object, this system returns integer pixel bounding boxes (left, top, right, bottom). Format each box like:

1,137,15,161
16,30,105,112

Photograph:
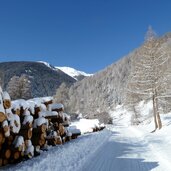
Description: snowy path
81,126,160,171
2,125,171,171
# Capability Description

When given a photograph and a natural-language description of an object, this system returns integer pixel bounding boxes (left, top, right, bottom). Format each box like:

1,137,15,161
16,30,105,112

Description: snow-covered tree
54,82,69,104
126,27,171,131
7,74,32,100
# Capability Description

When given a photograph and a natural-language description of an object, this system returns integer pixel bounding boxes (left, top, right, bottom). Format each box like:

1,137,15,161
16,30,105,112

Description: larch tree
126,26,171,132
7,74,32,100
54,82,69,104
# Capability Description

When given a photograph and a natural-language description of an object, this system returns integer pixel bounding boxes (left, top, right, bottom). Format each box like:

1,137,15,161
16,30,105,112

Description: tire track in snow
80,127,159,171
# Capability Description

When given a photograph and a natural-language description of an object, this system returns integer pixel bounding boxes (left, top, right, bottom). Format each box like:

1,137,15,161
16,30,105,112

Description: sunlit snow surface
2,102,171,171
56,66,93,80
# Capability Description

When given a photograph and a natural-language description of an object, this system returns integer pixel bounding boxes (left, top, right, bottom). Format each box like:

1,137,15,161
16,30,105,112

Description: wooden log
58,124,65,136
34,107,41,119
0,158,2,167
65,135,72,142
19,128,32,140
6,134,14,146
31,135,39,146
33,124,46,134
3,159,8,166
39,132,45,140
13,151,20,160
3,126,10,137
39,138,45,147
0,112,6,123
3,100,11,109
21,122,32,130
0,132,4,144
2,91,11,109
4,149,11,159
56,136,62,145
44,100,53,107
71,132,81,139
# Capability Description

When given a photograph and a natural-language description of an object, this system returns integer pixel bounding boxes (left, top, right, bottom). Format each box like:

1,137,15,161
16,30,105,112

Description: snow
39,111,58,117
69,118,100,134
67,126,81,135
29,97,53,104
2,129,110,171
25,140,34,158
12,99,29,110
50,103,64,110
10,114,21,133
2,120,8,127
37,61,56,71
56,66,93,80
13,136,24,149
23,115,33,125
47,131,58,138
2,101,171,171
2,120,10,137
2,91,11,100
0,94,5,113
33,117,48,128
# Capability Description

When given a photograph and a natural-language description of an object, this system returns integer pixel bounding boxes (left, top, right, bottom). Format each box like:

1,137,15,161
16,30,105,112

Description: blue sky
0,0,171,73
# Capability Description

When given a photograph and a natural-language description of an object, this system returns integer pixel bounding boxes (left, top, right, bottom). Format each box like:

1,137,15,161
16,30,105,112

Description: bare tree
7,74,32,100
54,82,69,104
126,26,171,131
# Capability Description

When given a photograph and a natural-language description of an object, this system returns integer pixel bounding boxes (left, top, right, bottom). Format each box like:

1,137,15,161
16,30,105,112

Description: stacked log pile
0,87,105,167
0,89,74,167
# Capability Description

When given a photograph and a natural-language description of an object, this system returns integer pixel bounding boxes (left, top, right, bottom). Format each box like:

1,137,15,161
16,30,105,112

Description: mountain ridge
0,61,76,99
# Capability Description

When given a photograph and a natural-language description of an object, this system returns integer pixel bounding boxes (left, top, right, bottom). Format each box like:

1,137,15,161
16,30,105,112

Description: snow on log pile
0,86,105,167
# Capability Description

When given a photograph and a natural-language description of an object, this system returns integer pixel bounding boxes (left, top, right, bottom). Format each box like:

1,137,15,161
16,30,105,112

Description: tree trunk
155,90,162,129
152,94,158,132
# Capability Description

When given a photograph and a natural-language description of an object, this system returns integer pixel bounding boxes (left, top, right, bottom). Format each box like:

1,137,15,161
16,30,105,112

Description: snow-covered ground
2,104,171,171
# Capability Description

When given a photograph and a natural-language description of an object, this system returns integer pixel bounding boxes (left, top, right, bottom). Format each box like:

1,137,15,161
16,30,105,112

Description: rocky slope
0,61,76,98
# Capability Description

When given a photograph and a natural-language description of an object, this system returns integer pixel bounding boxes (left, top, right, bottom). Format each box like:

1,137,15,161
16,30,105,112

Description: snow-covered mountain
0,61,76,99
56,66,93,81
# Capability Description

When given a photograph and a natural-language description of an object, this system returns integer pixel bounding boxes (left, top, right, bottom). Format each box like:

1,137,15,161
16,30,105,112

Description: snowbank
69,118,100,134
2,129,110,171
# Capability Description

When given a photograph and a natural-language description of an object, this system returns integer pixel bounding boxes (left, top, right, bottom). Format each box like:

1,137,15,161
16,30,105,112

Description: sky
0,0,171,73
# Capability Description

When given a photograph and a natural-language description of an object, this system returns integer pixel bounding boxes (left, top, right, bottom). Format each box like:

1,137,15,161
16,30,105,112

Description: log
19,129,32,140
71,132,81,139
44,100,53,107
12,109,20,115
33,124,46,134
6,135,14,146
39,138,45,147
0,158,2,167
58,124,65,136
2,91,11,109
39,132,46,140
3,100,11,109
31,135,39,146
3,159,8,166
4,149,11,159
0,132,4,144
0,112,6,123
13,151,20,160
21,122,32,129
34,107,41,118
56,136,62,145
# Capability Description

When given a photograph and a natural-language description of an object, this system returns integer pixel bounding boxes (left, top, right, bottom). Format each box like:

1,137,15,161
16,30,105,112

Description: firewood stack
0,87,81,167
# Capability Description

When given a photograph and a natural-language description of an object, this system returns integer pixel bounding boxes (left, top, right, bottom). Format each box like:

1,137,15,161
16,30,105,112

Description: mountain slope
55,33,171,123
56,66,93,81
0,61,76,98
